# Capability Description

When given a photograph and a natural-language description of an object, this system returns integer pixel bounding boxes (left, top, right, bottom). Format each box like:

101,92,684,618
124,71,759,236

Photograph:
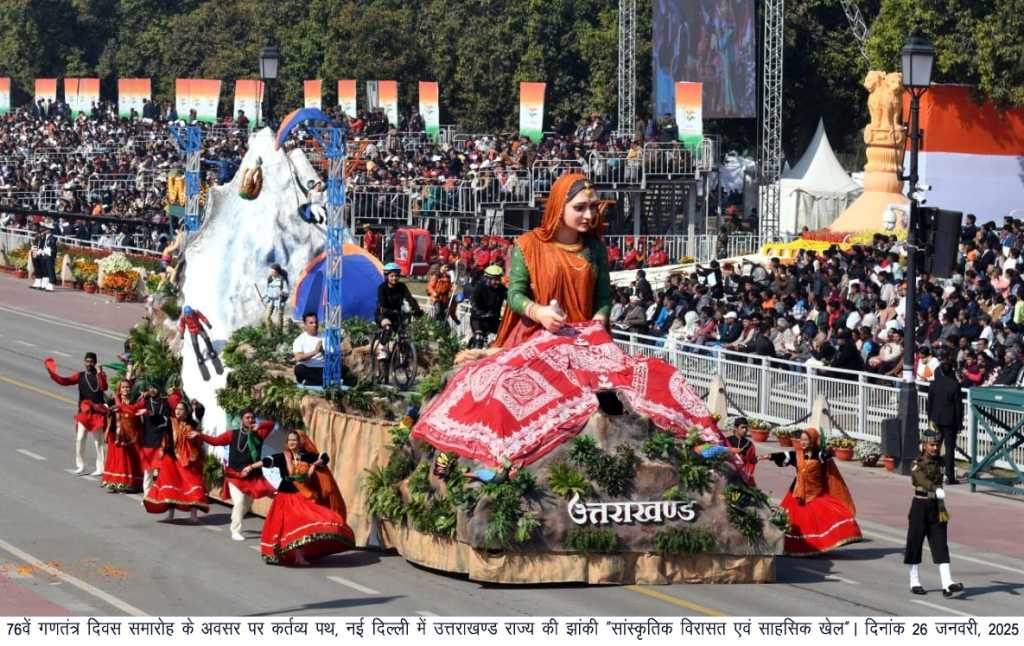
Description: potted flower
102,270,139,302
882,455,898,472
748,419,772,443
774,428,795,448
829,438,857,461
10,245,29,278
854,441,882,467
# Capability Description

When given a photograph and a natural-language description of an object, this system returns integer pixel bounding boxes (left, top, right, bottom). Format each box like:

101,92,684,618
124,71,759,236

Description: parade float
132,124,786,586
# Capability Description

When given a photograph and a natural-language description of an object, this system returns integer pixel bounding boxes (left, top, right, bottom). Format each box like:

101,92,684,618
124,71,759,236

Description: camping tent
779,120,861,235
292,243,384,322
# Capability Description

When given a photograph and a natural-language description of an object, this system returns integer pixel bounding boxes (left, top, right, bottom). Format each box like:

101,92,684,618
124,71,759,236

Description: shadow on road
245,595,403,616
952,579,1024,601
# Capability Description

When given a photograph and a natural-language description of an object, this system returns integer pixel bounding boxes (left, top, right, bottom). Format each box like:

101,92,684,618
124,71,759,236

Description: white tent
779,119,861,235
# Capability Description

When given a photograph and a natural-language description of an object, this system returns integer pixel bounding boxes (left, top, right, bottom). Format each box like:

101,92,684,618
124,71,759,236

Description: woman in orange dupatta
294,431,347,518
494,173,613,348
143,401,209,523
761,427,862,555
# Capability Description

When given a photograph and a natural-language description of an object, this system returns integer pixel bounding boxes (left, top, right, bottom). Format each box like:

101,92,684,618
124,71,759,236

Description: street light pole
897,35,935,475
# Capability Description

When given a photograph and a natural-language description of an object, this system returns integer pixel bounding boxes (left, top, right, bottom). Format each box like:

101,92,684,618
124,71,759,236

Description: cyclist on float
376,263,423,334
469,264,508,348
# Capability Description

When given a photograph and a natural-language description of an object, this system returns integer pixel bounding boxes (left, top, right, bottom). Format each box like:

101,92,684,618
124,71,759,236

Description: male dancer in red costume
199,409,276,541
46,353,108,475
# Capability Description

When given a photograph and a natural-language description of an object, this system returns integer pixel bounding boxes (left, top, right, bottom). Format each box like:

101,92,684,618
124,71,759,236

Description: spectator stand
967,387,1024,495
613,331,1024,473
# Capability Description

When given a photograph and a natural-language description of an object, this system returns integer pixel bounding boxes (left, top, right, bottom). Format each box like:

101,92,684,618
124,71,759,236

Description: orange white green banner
304,80,322,110
233,80,264,129
0,77,10,115
118,78,151,119
418,81,439,140
176,79,221,123
674,82,703,148
337,80,356,117
519,82,545,143
379,80,398,128
35,79,57,105
65,78,100,117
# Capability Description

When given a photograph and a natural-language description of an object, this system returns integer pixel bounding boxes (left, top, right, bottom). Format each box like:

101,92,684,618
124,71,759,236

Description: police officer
904,428,964,597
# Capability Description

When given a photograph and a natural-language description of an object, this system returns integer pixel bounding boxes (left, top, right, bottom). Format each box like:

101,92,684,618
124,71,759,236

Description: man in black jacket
927,360,965,484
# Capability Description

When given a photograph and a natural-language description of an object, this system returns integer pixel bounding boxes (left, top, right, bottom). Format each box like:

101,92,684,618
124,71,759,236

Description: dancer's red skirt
101,435,142,492
781,491,863,556
143,455,209,513
139,447,163,472
260,492,354,565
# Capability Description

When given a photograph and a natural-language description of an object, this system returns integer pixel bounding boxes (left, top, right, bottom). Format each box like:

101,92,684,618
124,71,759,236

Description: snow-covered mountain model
179,128,325,437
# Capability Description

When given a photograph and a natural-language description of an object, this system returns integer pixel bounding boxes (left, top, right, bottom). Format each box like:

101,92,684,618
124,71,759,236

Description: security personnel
904,428,964,597
926,359,965,484
469,265,507,348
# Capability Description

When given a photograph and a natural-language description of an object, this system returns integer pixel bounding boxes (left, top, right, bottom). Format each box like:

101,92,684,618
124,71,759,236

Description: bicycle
370,312,419,390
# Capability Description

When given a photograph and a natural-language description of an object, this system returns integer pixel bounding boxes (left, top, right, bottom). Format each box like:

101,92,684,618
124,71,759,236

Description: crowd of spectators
611,214,1024,388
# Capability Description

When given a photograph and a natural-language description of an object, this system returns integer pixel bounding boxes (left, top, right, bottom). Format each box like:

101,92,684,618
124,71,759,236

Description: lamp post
897,35,935,475
259,45,281,128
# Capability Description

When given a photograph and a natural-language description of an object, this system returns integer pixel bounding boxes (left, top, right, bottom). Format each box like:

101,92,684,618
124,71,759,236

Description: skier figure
178,306,216,364
264,263,290,329
298,179,327,224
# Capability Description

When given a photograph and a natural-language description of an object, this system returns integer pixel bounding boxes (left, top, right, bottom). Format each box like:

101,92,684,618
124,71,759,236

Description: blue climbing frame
168,125,203,232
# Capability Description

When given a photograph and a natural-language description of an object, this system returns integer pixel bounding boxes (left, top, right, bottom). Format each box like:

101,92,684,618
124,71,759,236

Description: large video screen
653,0,757,119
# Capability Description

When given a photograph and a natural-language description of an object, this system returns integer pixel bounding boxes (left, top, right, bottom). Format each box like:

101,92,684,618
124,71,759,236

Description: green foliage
769,506,791,533
654,526,716,556
221,323,297,368
407,460,433,495
724,483,772,545
677,462,712,494
660,485,690,503
478,471,540,549
641,431,679,462
562,527,620,554
127,318,182,392
160,300,181,320
407,315,460,370
569,438,637,497
342,317,377,348
546,462,593,499
727,505,764,544
388,424,412,450
364,466,405,521
412,366,446,404
383,449,416,484
202,452,224,492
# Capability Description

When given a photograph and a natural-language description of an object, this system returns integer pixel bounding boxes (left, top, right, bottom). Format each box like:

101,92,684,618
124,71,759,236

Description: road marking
327,576,381,596
1,374,77,405
16,449,46,461
793,566,859,585
51,350,72,357
862,528,1024,576
911,599,974,617
624,585,726,616
0,304,124,340
416,611,439,617
249,545,261,551
15,340,36,347
201,525,224,533
0,538,146,616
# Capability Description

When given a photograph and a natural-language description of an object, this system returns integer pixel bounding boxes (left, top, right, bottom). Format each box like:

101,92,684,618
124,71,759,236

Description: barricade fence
0,225,161,257
611,331,1023,471
602,233,769,264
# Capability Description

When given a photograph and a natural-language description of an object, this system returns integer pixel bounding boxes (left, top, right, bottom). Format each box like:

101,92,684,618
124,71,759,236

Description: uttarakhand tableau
373,322,786,584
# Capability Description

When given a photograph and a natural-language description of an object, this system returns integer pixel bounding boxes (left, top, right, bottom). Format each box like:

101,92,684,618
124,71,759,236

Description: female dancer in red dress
143,401,209,523
101,380,144,492
245,430,354,565
761,427,862,555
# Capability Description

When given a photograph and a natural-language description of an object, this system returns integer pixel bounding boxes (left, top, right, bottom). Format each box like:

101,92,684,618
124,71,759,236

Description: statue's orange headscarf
534,173,605,241
494,173,605,348
794,428,857,515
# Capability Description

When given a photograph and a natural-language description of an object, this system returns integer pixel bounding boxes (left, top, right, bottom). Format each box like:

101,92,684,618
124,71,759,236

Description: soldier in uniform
905,428,964,597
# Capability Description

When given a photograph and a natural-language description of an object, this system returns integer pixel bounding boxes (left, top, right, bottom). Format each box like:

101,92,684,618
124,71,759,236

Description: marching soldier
905,427,964,597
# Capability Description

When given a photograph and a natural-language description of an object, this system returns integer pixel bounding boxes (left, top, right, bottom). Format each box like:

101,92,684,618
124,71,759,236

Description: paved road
1,280,1022,617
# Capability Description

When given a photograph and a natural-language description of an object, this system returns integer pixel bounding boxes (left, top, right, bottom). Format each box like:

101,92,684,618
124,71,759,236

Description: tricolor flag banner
0,77,10,115
118,78,151,119
304,80,322,109
35,78,57,105
233,80,264,129
337,80,357,117
907,84,1024,225
176,79,222,123
519,82,545,143
418,81,440,140
675,81,703,148
65,78,100,117
379,80,398,127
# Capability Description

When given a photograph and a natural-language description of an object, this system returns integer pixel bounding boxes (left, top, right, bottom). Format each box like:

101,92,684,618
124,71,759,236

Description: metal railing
529,159,586,206
588,151,643,189
611,331,1023,470
602,233,769,265
1,225,161,257
346,185,414,223
642,142,698,185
